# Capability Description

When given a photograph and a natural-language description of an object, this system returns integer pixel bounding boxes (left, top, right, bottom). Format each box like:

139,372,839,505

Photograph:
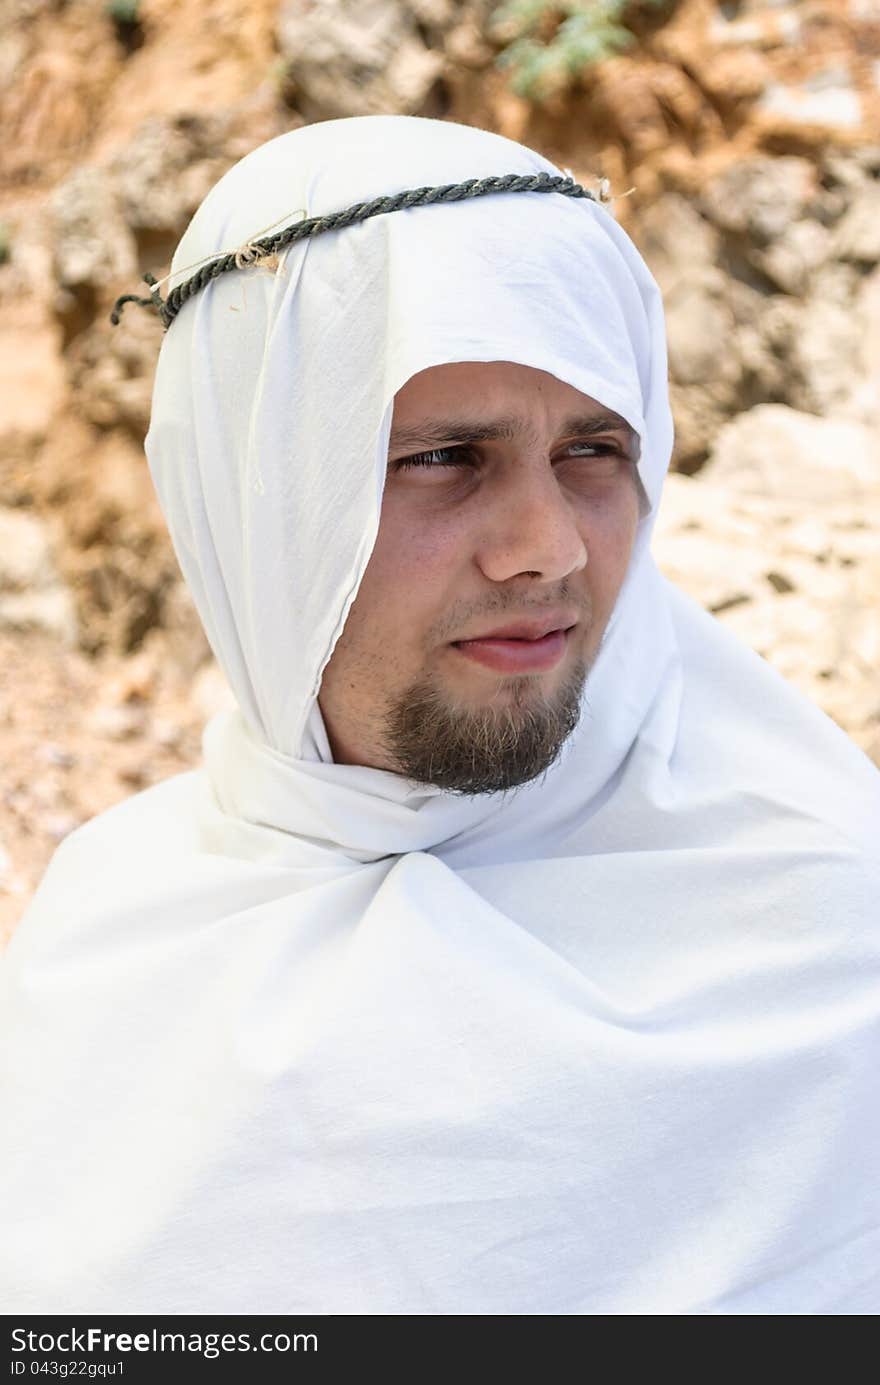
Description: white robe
1,116,878,1315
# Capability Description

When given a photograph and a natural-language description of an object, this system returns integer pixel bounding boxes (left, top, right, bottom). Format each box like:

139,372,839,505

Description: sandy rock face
0,507,77,645
51,167,137,292
277,0,450,120
108,113,238,240
698,155,824,244
653,404,880,766
702,406,880,502
632,144,880,472
0,304,67,452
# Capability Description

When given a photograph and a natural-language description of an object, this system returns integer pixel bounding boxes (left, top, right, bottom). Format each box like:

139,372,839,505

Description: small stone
753,220,832,295
152,718,183,750
0,508,58,592
40,743,76,768
699,157,816,244
50,167,136,292
88,704,146,741
104,649,159,705
709,593,752,615
832,186,880,265
0,587,78,645
117,763,148,788
765,571,796,594
757,77,862,130
44,813,81,843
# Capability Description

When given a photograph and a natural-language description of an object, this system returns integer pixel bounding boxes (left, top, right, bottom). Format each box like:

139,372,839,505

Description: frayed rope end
109,272,166,327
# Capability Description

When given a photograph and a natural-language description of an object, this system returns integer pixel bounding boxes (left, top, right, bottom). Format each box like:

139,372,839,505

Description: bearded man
1,115,878,1316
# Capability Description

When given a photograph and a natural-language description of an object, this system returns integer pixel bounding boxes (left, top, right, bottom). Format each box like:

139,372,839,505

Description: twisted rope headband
110,170,608,331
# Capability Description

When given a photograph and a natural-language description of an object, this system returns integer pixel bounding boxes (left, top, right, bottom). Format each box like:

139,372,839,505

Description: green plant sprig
490,0,670,101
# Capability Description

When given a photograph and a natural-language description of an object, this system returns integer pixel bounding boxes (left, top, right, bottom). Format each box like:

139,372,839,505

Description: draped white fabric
1,116,878,1315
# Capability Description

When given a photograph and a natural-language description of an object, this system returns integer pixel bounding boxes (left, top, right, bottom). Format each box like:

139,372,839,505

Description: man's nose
474,462,589,584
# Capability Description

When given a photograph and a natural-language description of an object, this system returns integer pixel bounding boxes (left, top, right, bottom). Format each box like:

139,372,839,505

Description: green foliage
490,0,670,101
105,0,140,27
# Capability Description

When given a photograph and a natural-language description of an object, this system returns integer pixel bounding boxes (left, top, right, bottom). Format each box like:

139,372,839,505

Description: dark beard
379,655,589,796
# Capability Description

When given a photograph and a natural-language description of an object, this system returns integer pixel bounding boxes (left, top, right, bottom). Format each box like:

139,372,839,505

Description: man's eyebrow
388,411,638,452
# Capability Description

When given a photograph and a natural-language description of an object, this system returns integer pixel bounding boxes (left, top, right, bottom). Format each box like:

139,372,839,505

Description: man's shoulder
663,579,880,861
13,769,205,936
61,766,203,863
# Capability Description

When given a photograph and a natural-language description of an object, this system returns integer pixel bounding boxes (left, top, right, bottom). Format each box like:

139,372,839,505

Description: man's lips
451,624,576,674
457,616,579,641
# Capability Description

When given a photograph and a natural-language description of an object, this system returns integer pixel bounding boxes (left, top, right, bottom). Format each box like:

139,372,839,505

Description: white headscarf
2,117,879,1315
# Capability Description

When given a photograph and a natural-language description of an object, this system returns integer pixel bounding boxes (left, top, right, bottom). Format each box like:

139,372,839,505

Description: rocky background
1,0,879,937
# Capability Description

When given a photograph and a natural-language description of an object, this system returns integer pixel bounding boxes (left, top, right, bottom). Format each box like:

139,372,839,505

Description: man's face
317,361,643,794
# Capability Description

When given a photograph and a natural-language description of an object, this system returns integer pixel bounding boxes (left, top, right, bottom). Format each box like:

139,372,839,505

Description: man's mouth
451,626,574,674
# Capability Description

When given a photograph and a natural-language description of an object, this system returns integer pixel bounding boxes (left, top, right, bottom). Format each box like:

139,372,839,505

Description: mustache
437,594,592,642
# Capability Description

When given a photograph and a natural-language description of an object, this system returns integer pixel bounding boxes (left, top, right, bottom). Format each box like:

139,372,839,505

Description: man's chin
380,659,589,796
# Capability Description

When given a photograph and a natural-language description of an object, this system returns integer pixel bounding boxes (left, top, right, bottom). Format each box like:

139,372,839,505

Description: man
1,115,878,1315
318,358,645,792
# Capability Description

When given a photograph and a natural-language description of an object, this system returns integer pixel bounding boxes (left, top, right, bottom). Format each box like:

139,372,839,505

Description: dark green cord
110,171,597,330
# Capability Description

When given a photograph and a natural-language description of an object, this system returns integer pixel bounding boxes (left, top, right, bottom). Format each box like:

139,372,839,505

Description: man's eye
568,443,618,456
394,442,626,472
396,446,472,471
564,443,626,470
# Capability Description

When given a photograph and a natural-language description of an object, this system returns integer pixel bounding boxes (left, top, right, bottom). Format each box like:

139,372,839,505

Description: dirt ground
0,629,207,942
